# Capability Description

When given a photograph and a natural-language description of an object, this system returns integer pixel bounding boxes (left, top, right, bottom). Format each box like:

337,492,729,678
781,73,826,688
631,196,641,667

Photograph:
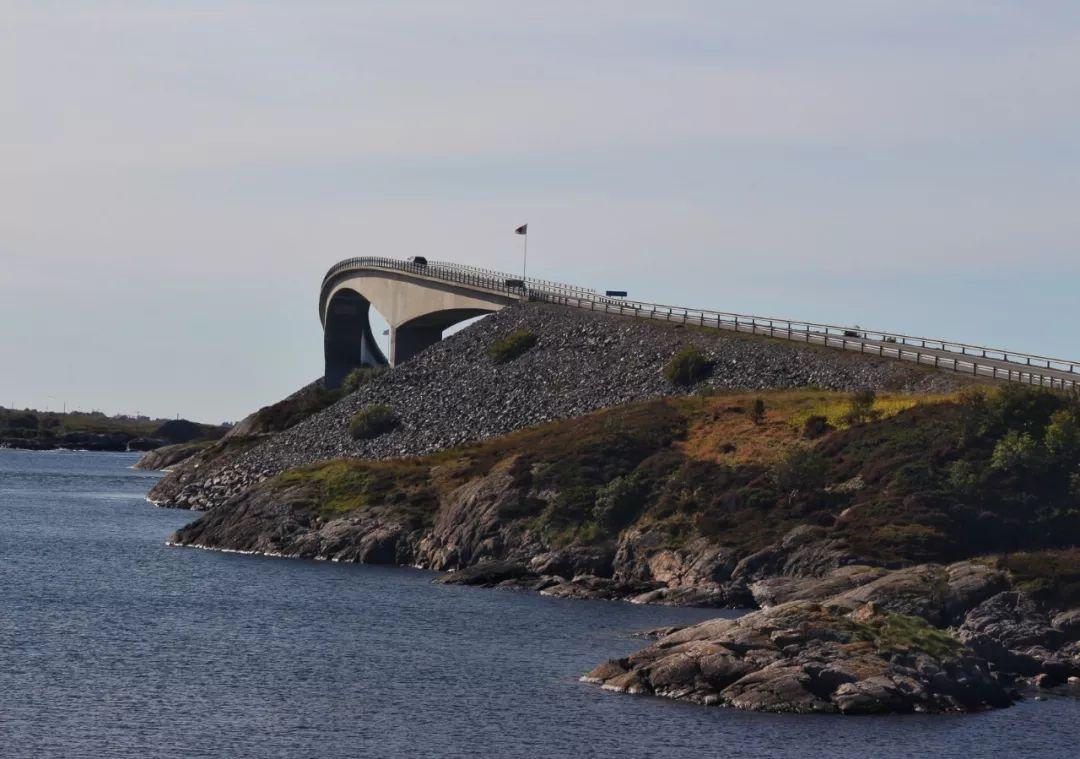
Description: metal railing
320,257,1078,390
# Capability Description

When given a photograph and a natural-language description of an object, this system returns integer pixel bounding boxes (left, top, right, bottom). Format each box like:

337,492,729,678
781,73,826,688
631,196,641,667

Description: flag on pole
515,224,528,235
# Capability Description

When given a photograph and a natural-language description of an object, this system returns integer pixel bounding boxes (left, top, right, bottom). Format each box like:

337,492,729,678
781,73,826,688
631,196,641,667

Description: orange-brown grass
678,393,802,466
677,391,956,467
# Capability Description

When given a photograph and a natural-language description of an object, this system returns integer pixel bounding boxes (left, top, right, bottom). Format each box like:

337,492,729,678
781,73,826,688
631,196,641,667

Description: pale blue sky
2,1,1078,422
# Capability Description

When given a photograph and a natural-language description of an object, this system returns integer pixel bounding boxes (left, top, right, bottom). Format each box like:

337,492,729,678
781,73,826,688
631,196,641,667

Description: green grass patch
341,366,387,393
276,459,438,525
844,612,962,661
488,329,538,364
349,405,399,440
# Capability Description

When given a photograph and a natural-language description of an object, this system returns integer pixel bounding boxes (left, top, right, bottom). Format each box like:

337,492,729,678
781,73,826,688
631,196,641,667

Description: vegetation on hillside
247,385,345,435
843,612,963,660
349,405,399,440
267,385,1080,598
664,346,713,386
243,368,389,437
487,329,538,364
342,366,388,393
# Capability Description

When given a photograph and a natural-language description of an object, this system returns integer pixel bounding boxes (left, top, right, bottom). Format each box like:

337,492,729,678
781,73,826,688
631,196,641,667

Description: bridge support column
324,289,389,389
390,324,443,365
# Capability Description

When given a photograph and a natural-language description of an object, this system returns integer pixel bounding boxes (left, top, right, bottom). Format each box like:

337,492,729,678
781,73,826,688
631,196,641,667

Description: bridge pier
323,289,388,389
391,324,443,366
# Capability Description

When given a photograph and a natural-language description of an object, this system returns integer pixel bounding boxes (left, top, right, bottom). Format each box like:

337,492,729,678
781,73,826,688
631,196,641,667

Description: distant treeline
0,407,230,452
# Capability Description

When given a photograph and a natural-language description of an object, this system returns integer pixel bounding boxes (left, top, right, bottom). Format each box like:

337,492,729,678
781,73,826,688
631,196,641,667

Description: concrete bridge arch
321,265,516,388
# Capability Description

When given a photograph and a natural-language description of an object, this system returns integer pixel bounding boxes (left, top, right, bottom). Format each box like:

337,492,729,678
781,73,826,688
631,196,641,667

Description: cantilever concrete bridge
320,257,1078,391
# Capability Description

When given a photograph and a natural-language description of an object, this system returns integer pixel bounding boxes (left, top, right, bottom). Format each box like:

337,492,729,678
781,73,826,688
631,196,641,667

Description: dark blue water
1,450,1077,758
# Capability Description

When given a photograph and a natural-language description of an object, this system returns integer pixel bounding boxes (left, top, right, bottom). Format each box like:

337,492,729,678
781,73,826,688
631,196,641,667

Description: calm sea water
0,449,1077,758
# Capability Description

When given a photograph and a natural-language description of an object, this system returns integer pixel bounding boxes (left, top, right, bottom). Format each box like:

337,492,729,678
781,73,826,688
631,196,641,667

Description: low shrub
254,386,344,433
349,405,399,440
488,329,538,364
802,415,832,439
990,430,1042,473
750,398,766,425
770,446,829,496
592,473,649,529
994,549,1080,607
342,365,387,394
664,346,713,387
845,612,961,660
844,389,881,426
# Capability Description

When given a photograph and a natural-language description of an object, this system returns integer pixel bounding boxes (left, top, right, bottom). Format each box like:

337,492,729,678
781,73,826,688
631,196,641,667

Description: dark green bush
591,473,650,529
990,430,1043,473
770,446,829,495
750,398,766,425
349,405,399,440
255,386,344,433
802,415,832,439
488,329,538,364
664,346,713,387
844,389,880,425
342,365,387,394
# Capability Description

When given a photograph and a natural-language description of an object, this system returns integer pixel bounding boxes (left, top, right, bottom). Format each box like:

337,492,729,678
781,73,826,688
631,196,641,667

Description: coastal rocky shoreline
165,447,1080,715
143,302,1079,715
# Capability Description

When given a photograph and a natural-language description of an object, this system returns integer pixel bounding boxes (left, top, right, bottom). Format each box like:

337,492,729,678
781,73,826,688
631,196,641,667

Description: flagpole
522,232,528,282
515,223,529,302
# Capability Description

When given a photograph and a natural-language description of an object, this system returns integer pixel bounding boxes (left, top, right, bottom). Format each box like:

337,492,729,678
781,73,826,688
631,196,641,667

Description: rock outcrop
583,561,1078,714
582,596,1013,714
134,441,212,470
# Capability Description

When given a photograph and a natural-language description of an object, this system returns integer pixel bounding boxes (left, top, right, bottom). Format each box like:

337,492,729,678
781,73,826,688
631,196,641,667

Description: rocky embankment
151,302,959,510
584,562,1080,714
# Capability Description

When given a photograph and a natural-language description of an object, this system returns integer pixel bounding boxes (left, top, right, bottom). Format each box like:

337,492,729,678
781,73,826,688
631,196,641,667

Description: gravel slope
150,302,963,509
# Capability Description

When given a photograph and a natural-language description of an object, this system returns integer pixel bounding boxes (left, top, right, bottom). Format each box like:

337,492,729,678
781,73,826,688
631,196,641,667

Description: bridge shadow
324,288,495,388
323,289,388,388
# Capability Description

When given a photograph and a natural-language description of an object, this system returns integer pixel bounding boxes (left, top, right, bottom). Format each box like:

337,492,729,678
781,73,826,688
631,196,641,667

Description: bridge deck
320,257,1078,391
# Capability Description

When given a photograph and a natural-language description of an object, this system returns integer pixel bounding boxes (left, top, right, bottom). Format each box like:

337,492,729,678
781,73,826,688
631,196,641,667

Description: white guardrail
321,257,1078,391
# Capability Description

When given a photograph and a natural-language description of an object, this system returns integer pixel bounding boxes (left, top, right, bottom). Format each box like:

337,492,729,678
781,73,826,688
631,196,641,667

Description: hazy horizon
3,1,1078,423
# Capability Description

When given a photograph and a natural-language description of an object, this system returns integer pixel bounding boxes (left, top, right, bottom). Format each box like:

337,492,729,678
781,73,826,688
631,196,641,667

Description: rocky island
145,303,1080,714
